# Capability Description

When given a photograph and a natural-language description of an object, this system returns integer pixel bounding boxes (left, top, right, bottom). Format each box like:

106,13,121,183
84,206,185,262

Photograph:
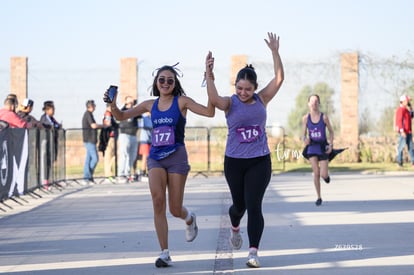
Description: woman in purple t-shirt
205,32,284,268
302,94,334,206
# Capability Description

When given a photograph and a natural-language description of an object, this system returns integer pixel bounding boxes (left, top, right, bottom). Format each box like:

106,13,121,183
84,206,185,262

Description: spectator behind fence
0,97,31,128
205,32,284,268
395,94,414,167
39,100,62,189
17,98,44,128
40,100,62,130
82,100,106,185
99,103,119,184
6,93,19,111
117,96,140,183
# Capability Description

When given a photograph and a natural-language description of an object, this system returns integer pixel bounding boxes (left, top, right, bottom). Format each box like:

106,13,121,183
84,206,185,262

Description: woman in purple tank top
105,64,215,268
302,94,334,206
205,32,284,268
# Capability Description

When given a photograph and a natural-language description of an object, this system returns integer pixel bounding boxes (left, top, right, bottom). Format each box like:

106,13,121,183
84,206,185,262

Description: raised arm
180,96,215,118
205,51,231,112
258,32,284,106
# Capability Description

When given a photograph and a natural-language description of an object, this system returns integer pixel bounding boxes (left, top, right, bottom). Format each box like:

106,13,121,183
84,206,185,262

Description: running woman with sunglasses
205,32,284,268
104,64,215,268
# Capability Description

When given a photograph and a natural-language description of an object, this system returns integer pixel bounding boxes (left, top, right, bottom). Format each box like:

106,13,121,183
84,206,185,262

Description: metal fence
0,128,66,202
0,126,286,202
63,126,286,179
27,128,66,191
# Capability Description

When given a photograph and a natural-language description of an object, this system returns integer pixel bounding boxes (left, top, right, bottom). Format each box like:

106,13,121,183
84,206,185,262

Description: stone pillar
230,55,248,91
10,57,28,104
340,52,359,161
120,57,138,102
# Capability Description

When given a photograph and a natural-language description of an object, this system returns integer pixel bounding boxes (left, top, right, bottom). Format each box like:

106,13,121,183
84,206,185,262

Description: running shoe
155,250,172,268
315,198,322,206
103,177,115,184
229,228,243,250
323,176,330,184
117,176,128,184
186,213,198,242
246,249,260,268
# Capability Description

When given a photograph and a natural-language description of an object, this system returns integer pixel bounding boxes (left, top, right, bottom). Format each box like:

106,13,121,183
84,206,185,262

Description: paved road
0,172,413,274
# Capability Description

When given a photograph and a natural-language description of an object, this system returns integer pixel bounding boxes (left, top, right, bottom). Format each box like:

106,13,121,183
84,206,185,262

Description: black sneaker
315,198,322,206
323,176,330,184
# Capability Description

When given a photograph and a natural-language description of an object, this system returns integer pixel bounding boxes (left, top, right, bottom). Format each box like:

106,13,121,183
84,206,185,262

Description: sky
1,0,413,129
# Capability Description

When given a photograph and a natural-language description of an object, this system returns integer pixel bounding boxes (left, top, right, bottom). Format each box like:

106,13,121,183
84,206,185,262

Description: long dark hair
235,64,258,90
151,64,186,97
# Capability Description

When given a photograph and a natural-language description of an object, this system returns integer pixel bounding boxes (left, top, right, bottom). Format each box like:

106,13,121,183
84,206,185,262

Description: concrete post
340,52,360,161
10,57,28,104
120,58,138,103
230,55,248,91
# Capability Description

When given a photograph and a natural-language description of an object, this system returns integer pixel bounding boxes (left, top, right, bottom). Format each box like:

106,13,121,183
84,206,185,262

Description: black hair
151,64,186,97
6,94,18,107
42,100,55,111
4,97,16,106
85,100,95,108
235,64,258,90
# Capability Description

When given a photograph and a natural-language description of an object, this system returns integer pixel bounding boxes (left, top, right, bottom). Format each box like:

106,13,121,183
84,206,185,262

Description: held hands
205,51,215,78
205,51,214,72
203,51,215,82
264,32,280,53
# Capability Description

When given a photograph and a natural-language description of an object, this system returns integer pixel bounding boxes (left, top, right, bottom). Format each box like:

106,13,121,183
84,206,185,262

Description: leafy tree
287,82,335,137
401,84,414,99
359,107,373,135
377,106,396,135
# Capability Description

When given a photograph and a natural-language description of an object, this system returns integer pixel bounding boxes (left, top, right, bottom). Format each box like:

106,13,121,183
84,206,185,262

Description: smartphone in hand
104,85,118,103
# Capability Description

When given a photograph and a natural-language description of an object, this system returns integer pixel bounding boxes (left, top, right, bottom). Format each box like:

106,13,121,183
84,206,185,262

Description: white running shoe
229,229,243,250
185,213,198,242
246,249,261,268
155,250,172,268
117,176,128,184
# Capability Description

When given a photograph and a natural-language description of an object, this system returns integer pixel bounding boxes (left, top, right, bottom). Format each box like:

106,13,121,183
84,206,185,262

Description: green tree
377,106,396,135
359,107,373,135
287,82,335,137
401,84,414,99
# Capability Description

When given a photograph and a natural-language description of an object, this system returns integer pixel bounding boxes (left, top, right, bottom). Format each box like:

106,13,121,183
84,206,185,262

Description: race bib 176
236,125,262,143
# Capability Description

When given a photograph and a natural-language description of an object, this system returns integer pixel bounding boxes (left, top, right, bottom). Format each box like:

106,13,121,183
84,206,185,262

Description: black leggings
224,154,271,249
